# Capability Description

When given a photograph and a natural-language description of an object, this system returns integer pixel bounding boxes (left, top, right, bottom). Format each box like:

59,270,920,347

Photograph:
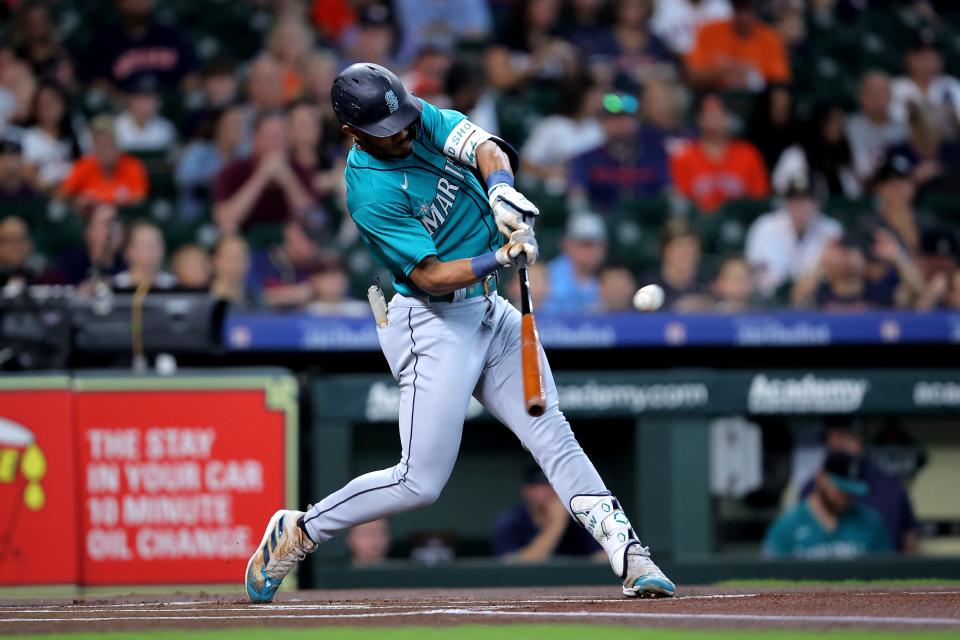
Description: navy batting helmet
331,63,423,137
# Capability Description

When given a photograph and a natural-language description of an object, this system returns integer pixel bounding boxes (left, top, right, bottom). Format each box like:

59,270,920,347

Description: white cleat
245,509,316,603
621,543,675,598
571,494,676,598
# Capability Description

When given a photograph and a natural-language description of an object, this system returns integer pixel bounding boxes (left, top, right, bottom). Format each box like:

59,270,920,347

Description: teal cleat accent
244,509,316,603
629,574,677,598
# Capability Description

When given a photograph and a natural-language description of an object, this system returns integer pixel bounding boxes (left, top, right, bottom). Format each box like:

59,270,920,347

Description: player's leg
246,299,489,601
473,295,675,597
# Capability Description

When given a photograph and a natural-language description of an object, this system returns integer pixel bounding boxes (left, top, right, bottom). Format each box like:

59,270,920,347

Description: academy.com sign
556,381,708,413
747,374,870,414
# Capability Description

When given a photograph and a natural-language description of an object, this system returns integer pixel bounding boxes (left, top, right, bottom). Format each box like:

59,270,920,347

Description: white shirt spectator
114,111,177,153
745,207,842,296
890,74,960,135
22,127,74,188
521,116,604,169
844,112,908,181
652,0,732,55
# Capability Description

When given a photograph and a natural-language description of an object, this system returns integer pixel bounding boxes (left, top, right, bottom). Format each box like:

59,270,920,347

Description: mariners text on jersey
343,98,510,297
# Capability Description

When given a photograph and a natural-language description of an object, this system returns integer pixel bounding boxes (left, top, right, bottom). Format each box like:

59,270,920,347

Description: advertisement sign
73,378,296,585
0,380,77,585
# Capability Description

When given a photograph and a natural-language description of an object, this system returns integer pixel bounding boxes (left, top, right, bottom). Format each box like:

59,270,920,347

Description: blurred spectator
210,234,254,307
341,4,398,70
670,93,768,213
445,58,500,135
0,216,37,287
113,219,175,289
845,70,909,182
492,466,599,562
746,175,842,297
763,452,892,559
402,47,453,105
180,56,241,141
791,236,870,311
927,267,960,311
568,92,670,213
890,28,960,142
238,56,287,154
883,103,960,198
854,154,927,307
214,112,317,233
82,0,198,93
60,115,149,209
393,0,491,66
55,203,125,285
265,17,314,103
642,218,708,310
520,74,604,193
558,0,606,42
22,81,85,193
170,244,212,290
114,76,177,153
485,0,577,93
574,0,677,90
306,258,368,316
685,0,790,91
506,262,550,311
0,54,37,130
346,519,391,567
773,103,859,199
6,1,75,87
310,0,357,42
651,0,731,56
598,261,638,312
799,419,920,554
176,105,245,221
248,221,321,308
745,84,796,173
541,213,607,314
711,254,754,312
0,138,38,203
288,101,340,210
301,49,339,108
641,78,693,153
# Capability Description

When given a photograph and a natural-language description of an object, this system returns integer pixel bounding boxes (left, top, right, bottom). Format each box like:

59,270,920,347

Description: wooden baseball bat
516,222,546,417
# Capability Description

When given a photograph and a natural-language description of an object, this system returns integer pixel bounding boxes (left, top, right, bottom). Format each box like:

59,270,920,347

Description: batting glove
488,183,539,239
496,228,539,267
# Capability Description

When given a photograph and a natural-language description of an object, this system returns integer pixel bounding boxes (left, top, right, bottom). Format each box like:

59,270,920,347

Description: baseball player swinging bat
244,63,675,603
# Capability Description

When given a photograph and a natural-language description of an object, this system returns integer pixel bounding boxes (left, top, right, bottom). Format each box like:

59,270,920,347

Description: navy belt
427,273,498,303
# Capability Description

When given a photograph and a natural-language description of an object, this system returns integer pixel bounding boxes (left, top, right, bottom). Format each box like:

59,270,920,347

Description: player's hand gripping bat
516,215,546,417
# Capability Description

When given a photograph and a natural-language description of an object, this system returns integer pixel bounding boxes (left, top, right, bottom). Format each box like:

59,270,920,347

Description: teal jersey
762,501,892,560
344,98,501,296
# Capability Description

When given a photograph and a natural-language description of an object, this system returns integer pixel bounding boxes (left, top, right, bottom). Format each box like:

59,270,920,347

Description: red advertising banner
74,386,291,585
0,383,78,585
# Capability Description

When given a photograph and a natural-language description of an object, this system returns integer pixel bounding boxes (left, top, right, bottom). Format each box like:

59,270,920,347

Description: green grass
716,579,960,588
13,627,960,640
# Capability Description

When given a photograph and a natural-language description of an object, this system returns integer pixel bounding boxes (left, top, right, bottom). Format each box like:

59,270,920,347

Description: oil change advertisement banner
74,387,289,585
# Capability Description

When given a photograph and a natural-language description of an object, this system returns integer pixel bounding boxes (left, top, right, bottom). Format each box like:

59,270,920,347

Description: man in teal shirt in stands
763,452,892,559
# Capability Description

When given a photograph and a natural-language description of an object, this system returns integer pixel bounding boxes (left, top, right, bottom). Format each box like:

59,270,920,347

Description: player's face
345,123,417,159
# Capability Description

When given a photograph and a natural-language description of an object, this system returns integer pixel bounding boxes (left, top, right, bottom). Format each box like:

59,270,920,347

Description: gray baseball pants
300,291,608,543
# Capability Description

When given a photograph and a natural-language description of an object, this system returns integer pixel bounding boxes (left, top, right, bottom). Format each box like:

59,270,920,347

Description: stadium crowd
2,0,960,314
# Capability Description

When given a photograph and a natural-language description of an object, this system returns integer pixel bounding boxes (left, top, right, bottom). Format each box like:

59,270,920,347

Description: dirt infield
2,585,960,635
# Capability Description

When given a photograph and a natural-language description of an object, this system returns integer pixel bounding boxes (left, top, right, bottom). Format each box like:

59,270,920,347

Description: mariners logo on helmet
385,90,399,114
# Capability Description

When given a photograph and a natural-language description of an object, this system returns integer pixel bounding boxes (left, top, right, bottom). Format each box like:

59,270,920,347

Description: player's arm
409,230,538,296
421,100,539,238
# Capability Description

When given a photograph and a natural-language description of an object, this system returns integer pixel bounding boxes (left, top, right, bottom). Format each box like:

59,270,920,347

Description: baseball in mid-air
633,284,665,312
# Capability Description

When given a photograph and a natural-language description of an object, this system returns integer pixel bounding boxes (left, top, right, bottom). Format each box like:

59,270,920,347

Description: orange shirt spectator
685,1,790,91
671,140,768,212
670,93,769,212
60,115,148,207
